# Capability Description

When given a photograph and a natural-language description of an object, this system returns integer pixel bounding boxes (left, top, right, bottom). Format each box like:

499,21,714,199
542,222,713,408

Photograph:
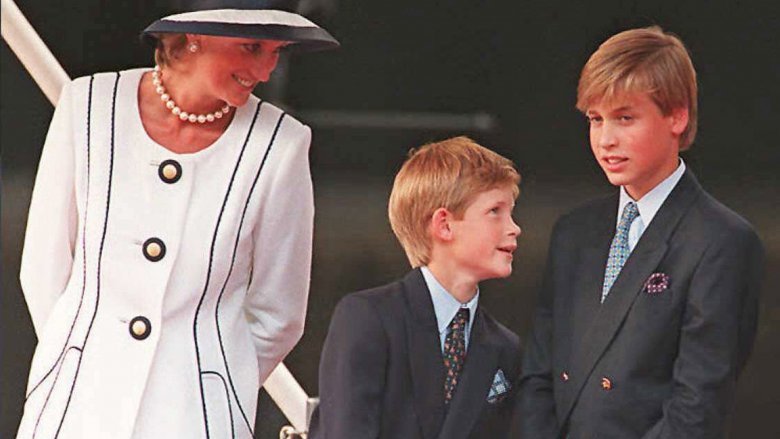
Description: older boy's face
586,92,686,200
449,187,521,282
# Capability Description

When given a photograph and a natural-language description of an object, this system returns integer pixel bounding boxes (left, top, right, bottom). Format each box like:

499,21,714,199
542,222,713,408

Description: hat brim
142,9,339,52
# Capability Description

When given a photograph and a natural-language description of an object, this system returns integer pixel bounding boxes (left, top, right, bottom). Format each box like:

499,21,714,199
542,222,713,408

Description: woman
17,1,338,438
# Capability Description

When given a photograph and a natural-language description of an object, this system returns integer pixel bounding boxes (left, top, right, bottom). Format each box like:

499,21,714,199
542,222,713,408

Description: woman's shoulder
69,68,147,90
250,98,311,138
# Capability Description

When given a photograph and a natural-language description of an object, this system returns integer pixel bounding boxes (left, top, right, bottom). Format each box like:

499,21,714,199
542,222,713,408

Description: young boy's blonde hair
577,26,698,150
388,136,520,268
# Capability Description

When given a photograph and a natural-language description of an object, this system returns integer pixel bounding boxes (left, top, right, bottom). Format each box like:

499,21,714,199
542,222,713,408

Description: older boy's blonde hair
577,26,698,150
388,136,520,268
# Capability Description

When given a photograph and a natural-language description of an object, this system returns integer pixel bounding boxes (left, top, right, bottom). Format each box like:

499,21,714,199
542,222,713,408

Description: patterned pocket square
643,272,670,294
487,369,511,404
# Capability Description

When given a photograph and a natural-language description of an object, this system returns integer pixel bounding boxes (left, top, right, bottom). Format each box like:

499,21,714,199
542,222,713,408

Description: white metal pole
264,364,310,431
1,0,310,432
1,0,69,104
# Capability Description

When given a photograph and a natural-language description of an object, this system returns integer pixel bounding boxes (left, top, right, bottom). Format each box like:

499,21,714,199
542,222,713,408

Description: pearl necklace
152,65,231,124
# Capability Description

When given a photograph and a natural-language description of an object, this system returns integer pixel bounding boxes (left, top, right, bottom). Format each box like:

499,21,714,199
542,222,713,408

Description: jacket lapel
569,206,615,351
561,170,703,424
404,269,447,439
436,308,500,439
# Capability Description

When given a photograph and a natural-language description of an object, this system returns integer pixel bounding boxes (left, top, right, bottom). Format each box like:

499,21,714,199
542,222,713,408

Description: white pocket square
487,368,510,403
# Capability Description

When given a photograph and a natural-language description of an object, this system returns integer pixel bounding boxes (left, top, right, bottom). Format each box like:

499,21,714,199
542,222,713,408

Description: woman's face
189,35,289,107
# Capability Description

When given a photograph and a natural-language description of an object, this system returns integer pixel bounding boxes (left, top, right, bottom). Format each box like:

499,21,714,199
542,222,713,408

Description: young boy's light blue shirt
619,158,686,251
420,266,479,353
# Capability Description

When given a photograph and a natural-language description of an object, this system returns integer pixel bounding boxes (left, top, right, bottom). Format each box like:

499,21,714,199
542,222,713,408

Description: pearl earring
188,42,200,53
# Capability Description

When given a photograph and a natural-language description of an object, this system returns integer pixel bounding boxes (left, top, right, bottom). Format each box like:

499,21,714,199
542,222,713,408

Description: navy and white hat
142,0,339,52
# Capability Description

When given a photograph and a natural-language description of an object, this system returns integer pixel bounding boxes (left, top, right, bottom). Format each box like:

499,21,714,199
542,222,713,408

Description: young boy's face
586,92,686,200
448,186,521,282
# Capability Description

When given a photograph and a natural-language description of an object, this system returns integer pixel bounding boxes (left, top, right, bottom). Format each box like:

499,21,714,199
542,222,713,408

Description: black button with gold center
129,316,151,340
143,237,166,262
158,159,182,184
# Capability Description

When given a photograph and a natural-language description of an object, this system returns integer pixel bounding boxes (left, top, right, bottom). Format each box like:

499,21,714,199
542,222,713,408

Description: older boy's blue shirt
618,158,686,251
420,266,479,352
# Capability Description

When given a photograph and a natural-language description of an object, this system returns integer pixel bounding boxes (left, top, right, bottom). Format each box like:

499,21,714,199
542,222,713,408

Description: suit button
158,160,182,184
143,237,166,262
561,371,569,382
129,316,151,340
601,377,612,390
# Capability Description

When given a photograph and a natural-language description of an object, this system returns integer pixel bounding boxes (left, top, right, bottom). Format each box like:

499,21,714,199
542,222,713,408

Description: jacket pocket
202,371,235,438
19,347,82,439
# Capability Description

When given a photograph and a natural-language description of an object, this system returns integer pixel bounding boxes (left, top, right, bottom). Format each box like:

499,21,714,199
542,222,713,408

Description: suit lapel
561,170,703,424
569,206,615,352
404,269,447,439
436,308,500,439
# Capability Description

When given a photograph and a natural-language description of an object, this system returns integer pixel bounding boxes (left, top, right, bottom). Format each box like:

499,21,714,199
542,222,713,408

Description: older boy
518,27,765,438
309,137,522,439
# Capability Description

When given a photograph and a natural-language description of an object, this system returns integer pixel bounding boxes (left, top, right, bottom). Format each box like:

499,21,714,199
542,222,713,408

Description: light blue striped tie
601,202,639,302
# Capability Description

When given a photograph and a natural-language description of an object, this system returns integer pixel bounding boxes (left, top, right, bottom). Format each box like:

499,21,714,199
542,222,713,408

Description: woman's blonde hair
577,26,698,150
388,136,520,267
151,33,188,67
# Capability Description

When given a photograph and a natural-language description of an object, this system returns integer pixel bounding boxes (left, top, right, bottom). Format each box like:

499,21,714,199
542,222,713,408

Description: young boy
518,27,765,438
309,137,523,439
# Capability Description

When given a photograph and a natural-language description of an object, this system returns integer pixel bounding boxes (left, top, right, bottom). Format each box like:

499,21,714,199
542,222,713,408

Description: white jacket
18,68,313,439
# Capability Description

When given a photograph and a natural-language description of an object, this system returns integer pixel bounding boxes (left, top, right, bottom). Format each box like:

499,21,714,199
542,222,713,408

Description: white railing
1,0,310,433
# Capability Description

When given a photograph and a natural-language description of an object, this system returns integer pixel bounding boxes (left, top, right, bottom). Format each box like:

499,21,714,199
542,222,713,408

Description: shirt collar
420,266,479,335
618,158,686,227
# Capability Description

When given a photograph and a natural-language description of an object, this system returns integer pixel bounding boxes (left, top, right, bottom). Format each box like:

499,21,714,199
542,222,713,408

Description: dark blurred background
2,0,778,437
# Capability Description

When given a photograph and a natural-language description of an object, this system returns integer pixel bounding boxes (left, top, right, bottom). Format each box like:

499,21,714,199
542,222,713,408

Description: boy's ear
430,208,454,242
670,107,689,136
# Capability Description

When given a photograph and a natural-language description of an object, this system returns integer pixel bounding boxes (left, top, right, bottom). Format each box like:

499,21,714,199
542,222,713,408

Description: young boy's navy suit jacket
309,269,521,439
517,169,764,438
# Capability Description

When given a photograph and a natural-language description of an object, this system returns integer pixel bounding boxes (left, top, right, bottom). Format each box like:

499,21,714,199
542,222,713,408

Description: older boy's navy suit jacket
517,169,764,438
309,268,522,439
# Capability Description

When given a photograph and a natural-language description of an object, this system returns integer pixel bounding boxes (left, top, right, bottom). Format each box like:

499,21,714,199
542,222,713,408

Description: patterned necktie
443,307,469,403
601,202,639,303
